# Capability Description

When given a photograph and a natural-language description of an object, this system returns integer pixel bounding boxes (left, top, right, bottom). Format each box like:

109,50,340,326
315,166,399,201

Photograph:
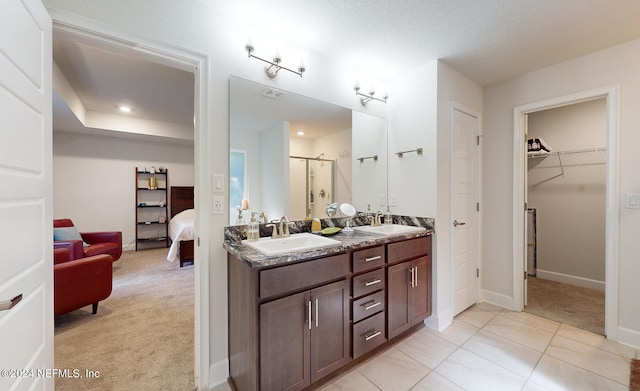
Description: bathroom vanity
225,220,433,391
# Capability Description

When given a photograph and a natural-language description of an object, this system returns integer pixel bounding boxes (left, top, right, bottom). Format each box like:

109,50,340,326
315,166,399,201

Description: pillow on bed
54,226,89,246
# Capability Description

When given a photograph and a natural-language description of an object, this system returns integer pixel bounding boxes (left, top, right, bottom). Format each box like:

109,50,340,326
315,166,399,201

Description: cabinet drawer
352,268,385,299
387,236,431,264
352,290,385,323
353,312,386,359
260,253,349,299
352,246,385,273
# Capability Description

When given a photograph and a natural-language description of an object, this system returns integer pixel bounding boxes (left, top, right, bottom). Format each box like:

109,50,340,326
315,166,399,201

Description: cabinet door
260,291,311,391
387,262,411,339
409,256,431,326
310,279,350,382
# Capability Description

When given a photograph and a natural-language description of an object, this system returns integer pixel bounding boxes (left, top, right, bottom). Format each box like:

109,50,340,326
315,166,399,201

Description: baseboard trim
536,269,605,292
425,309,453,332
482,289,516,310
122,244,135,252
617,327,640,350
209,358,229,390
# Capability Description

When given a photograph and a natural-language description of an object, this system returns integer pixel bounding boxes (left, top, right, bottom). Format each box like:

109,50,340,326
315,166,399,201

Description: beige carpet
54,248,194,390
525,276,604,335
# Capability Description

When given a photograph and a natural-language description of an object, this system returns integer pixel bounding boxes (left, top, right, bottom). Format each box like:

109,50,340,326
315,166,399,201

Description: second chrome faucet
266,215,292,238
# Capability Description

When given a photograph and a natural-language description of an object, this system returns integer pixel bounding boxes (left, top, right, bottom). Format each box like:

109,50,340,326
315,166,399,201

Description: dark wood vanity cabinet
387,236,432,339
228,234,432,391
228,253,350,391
260,279,350,391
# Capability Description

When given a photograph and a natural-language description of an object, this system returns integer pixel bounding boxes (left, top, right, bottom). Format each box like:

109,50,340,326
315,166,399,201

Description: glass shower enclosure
289,155,335,220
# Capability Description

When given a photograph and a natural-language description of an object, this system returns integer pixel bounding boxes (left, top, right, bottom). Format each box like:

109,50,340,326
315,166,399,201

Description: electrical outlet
389,193,397,206
379,194,386,206
213,196,224,214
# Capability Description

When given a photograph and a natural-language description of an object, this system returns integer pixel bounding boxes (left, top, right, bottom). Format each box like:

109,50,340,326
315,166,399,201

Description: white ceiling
53,0,640,139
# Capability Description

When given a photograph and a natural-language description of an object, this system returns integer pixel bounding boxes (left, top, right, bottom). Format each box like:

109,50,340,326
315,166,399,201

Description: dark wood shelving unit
135,167,169,250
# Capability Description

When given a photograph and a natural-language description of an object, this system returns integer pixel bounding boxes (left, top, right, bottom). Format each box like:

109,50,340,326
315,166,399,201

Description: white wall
527,99,606,285
387,61,438,217
53,130,194,249
261,122,289,220
352,111,387,213
483,38,640,347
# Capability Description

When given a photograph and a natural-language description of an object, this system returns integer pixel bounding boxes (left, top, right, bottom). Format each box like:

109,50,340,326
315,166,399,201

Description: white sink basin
353,224,427,236
242,233,342,256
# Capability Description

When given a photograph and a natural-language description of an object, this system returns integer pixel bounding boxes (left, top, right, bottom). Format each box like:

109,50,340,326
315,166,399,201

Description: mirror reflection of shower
289,154,336,220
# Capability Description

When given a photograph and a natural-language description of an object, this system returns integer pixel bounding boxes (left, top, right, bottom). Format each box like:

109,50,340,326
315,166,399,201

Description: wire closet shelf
528,146,607,168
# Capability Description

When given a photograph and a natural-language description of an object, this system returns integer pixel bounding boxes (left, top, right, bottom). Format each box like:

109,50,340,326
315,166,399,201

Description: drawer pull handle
363,301,381,311
364,330,382,341
364,255,381,262
364,279,382,287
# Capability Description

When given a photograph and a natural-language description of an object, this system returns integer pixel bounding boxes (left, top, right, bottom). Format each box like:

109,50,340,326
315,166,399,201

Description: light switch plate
213,174,224,192
625,193,640,208
379,194,386,206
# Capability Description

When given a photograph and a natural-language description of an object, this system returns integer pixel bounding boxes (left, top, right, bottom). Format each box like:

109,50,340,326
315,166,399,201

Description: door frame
48,12,211,387
449,102,482,315
512,85,619,339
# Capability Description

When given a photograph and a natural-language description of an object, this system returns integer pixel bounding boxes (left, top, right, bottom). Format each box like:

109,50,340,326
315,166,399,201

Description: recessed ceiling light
119,106,131,113
297,131,304,136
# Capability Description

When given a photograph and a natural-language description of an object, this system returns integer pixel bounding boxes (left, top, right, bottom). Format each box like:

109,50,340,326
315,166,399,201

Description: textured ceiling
206,0,640,85
53,0,640,137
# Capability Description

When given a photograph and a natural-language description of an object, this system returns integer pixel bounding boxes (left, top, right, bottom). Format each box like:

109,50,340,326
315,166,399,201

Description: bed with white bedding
168,186,195,266
168,208,195,263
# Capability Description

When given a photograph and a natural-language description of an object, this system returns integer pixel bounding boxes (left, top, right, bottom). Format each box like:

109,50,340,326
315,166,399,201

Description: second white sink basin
353,224,427,236
242,232,342,256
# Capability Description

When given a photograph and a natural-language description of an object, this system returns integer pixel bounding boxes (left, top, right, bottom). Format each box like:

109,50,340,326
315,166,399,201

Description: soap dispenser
247,212,259,241
384,207,393,225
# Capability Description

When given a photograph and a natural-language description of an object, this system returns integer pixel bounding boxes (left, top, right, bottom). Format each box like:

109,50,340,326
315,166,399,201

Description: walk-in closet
525,98,607,335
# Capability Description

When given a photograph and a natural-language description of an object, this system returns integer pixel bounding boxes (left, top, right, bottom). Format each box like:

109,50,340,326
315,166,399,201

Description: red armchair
54,248,113,316
53,219,122,262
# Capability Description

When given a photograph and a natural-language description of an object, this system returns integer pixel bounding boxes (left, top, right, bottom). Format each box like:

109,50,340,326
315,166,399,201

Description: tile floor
216,303,638,391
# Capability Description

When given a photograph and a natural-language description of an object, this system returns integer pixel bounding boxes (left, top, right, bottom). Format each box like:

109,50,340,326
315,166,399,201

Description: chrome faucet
374,210,384,226
265,223,279,238
259,211,268,224
278,215,291,237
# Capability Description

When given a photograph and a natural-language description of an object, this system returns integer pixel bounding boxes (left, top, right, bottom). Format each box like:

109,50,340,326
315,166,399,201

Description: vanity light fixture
354,85,388,106
245,44,305,79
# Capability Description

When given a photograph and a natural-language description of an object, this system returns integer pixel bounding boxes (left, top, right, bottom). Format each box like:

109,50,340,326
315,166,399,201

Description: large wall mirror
229,76,387,225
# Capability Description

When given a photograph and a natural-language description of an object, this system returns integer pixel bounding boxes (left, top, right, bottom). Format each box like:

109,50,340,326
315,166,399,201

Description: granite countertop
224,215,435,269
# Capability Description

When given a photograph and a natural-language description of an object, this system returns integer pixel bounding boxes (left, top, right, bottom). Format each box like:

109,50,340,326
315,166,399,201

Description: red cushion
54,248,70,265
84,242,119,259
54,219,75,228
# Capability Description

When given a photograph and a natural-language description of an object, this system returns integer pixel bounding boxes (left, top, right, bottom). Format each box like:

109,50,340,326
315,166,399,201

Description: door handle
453,220,466,227
0,294,22,311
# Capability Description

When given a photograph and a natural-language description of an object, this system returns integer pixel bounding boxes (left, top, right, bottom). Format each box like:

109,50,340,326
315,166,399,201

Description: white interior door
0,1,53,389
451,107,481,316
523,114,529,307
